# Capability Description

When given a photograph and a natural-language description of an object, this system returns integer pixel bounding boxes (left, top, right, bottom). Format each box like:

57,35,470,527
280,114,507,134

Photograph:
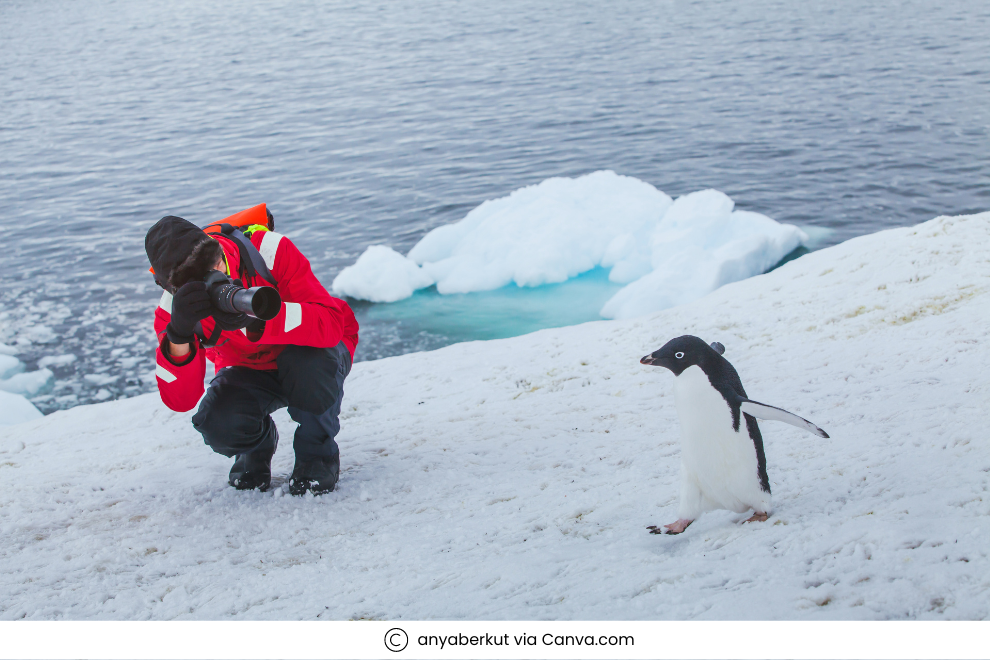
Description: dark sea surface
1,0,988,413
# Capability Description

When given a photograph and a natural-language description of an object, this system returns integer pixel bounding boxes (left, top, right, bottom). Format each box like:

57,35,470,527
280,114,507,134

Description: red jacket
154,230,359,412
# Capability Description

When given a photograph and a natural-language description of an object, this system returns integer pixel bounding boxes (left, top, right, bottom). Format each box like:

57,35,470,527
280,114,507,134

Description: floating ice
83,373,117,387
0,367,54,398
0,349,47,425
600,192,807,318
0,390,43,426
16,325,58,346
0,349,56,401
0,354,24,380
331,245,434,303
38,354,77,369
331,171,807,319
407,170,671,293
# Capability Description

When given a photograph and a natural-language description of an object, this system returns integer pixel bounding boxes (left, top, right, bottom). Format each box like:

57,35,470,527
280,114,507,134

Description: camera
203,270,281,321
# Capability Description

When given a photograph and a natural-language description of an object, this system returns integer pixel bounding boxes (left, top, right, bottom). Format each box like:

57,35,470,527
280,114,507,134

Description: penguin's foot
650,519,693,535
744,512,769,523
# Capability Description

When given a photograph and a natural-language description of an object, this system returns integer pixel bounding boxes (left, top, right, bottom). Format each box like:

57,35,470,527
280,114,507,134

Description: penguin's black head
640,335,720,376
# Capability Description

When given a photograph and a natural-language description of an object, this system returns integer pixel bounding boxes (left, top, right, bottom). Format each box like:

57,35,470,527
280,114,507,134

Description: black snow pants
191,342,352,461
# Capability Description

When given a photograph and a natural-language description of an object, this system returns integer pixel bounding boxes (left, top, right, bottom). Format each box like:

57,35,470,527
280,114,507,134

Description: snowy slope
1,213,988,620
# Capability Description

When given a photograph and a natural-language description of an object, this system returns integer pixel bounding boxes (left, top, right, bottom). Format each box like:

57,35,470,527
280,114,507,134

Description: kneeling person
145,210,359,495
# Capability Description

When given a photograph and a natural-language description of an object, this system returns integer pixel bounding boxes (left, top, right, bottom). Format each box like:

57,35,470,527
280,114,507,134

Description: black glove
244,317,266,338
166,281,212,345
213,309,250,331
211,278,250,331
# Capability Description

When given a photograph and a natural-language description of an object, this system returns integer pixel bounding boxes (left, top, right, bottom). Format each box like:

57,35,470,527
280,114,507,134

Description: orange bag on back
149,203,272,276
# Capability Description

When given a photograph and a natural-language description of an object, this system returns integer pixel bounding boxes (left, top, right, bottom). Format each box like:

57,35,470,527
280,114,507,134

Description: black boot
289,454,339,496
228,429,278,491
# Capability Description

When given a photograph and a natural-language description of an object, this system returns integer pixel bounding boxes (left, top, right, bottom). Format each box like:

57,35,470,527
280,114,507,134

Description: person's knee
192,383,270,457
278,345,344,376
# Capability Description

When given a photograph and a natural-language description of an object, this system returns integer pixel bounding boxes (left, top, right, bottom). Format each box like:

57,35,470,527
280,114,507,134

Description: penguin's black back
702,350,771,495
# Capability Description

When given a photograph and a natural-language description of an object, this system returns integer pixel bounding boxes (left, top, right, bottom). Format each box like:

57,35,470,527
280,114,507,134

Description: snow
2,212,989,620
332,171,807,319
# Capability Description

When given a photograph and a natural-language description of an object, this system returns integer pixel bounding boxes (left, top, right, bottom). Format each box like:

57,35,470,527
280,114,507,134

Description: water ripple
0,0,987,412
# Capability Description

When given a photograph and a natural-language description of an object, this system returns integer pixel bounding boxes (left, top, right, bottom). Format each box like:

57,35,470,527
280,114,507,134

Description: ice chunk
795,224,836,249
335,172,808,321
600,196,807,319
38,354,77,369
332,245,434,303
0,355,25,380
0,368,55,398
409,170,671,293
16,325,57,345
83,373,117,387
0,390,43,426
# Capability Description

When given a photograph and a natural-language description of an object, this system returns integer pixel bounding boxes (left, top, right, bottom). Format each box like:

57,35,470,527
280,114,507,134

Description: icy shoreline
1,212,988,619
0,346,49,426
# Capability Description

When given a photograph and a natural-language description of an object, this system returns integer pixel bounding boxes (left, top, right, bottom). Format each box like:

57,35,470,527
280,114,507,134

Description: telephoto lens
203,270,282,320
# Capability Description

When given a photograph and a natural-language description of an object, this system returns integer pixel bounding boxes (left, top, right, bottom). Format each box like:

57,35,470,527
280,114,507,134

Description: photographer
145,212,359,496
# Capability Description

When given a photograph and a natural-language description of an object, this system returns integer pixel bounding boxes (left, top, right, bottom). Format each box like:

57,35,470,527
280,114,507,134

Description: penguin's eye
675,352,685,359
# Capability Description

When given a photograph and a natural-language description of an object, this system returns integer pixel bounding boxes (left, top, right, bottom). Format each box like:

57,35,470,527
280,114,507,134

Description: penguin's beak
640,354,672,369
639,353,673,371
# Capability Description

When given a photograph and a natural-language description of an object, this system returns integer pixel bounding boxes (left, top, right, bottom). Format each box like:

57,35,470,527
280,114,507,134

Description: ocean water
1,0,987,413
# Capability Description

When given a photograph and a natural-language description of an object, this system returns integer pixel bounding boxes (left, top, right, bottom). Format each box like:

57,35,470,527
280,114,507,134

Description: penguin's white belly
673,366,769,515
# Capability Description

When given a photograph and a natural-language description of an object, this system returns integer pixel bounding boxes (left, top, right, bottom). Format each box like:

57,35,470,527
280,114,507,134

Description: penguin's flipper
739,399,829,438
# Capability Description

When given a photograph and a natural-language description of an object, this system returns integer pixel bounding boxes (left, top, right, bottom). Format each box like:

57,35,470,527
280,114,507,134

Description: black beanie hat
145,215,215,290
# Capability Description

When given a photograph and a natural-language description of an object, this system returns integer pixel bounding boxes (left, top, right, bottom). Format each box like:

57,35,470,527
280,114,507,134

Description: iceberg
599,196,807,318
331,171,807,319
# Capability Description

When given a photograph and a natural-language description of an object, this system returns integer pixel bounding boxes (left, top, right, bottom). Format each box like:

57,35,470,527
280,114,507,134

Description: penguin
640,335,828,535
